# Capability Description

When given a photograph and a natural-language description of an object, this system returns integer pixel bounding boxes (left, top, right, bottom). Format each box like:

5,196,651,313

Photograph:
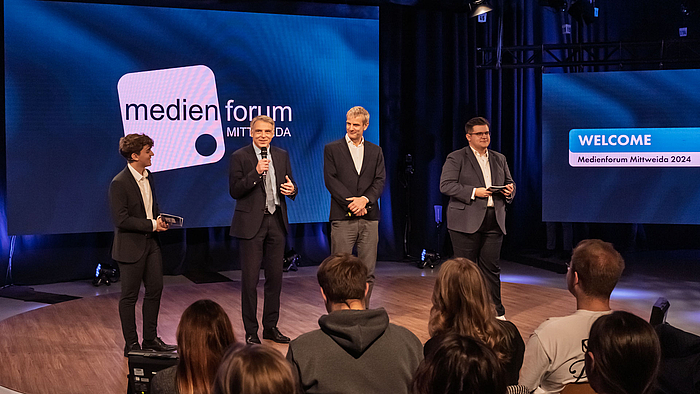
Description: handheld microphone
260,147,268,176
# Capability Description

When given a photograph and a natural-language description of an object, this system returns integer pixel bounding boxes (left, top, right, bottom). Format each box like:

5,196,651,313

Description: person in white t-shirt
519,239,625,394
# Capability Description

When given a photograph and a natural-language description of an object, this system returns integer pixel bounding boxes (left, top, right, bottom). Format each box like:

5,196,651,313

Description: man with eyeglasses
229,115,297,345
519,239,625,393
439,116,515,318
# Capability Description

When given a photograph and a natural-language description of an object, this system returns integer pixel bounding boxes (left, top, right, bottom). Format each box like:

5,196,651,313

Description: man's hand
280,175,295,196
474,187,493,198
156,217,169,232
256,158,271,175
346,196,368,215
501,183,514,197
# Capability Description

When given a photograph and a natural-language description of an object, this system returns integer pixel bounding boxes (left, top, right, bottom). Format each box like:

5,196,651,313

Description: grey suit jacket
439,147,515,234
109,166,160,263
229,144,297,239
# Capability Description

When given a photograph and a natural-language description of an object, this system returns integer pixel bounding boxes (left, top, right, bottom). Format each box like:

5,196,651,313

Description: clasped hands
346,196,369,216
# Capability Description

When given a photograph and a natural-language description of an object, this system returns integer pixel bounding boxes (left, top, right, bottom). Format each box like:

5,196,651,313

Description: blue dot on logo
195,134,217,157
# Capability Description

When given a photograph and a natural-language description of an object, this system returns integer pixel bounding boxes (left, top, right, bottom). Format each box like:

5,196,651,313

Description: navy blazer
323,137,386,221
439,147,515,234
229,144,297,239
109,166,160,263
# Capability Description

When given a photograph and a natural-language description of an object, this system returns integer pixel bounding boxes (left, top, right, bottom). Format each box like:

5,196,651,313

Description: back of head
429,258,493,336
213,344,297,394
317,253,368,305
570,239,625,299
429,258,509,362
177,299,237,394
412,333,506,394
586,311,661,394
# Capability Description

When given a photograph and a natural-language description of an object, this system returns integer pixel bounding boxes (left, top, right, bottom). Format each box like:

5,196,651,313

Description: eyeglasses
566,260,572,270
469,131,490,137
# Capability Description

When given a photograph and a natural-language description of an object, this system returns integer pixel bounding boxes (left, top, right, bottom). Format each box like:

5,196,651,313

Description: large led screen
5,0,380,234
542,69,700,224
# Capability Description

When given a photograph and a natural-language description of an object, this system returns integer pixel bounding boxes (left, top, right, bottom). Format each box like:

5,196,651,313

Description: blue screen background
4,0,379,234
542,69,700,224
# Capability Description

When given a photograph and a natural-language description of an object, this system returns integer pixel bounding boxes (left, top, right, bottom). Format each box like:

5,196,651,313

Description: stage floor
0,257,698,394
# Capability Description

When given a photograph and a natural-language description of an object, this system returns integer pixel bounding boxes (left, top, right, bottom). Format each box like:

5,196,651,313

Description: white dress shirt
470,147,494,207
345,134,364,174
127,163,157,231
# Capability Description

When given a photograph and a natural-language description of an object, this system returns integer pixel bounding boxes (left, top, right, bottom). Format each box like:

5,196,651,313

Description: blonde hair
346,106,369,125
428,258,511,363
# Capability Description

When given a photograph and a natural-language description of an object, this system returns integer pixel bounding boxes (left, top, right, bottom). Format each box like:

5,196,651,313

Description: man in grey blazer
229,115,297,345
109,133,175,356
324,106,385,307
440,117,515,317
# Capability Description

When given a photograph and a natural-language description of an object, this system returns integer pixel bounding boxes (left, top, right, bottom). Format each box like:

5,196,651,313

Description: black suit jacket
439,147,515,234
109,166,160,263
229,145,297,239
323,138,386,221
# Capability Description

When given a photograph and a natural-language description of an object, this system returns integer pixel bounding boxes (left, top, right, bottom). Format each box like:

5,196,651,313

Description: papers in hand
159,213,184,228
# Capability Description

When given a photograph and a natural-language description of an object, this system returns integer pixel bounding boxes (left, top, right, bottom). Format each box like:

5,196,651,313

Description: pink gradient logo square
117,65,225,172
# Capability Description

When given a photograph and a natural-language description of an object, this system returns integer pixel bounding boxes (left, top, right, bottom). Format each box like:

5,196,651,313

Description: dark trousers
449,207,505,316
239,211,285,335
330,219,379,308
117,238,163,345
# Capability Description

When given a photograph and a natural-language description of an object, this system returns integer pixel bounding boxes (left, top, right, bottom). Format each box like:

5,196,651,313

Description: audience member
425,258,524,385
286,253,423,393
413,333,506,394
151,300,237,394
585,311,661,394
213,344,296,394
519,239,625,393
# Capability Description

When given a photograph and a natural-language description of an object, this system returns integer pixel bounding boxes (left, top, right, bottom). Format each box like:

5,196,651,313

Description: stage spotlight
418,249,440,269
92,262,119,286
468,0,493,18
650,297,670,326
283,249,300,272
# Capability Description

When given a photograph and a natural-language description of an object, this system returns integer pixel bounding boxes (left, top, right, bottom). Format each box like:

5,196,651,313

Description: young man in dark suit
323,106,385,307
229,115,297,345
109,133,175,356
439,117,515,318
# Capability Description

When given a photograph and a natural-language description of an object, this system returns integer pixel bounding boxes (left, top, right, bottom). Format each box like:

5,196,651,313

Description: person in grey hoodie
286,253,423,394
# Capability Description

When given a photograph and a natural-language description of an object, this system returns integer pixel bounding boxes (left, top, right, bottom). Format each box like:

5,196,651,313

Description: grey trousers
330,219,378,307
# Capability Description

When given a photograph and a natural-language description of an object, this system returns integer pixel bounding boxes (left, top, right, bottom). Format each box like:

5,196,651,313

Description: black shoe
124,342,141,357
142,337,177,352
245,333,261,345
262,327,290,344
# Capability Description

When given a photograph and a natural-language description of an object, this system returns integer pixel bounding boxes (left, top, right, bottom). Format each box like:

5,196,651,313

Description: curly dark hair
119,133,153,162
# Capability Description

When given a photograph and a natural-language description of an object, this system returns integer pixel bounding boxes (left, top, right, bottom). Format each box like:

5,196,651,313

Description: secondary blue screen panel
542,69,700,224
5,0,379,234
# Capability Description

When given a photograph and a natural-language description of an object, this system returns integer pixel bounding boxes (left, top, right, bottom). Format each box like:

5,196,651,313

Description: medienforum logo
117,65,225,172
